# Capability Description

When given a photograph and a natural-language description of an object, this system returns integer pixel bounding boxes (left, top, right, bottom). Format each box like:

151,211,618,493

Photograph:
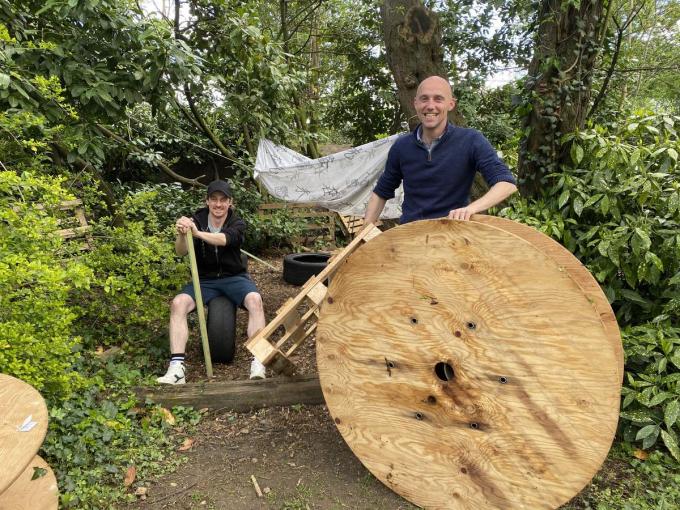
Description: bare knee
171,294,195,316
243,292,263,313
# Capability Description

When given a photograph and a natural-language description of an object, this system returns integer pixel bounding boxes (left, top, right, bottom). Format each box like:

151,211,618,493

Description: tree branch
182,84,242,165
94,124,204,187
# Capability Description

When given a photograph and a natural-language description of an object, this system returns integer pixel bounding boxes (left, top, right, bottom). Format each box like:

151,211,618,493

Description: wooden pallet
55,199,92,250
246,224,382,375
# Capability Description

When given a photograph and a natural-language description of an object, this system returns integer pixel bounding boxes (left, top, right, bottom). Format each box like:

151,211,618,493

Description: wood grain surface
472,215,623,382
0,374,49,494
0,455,58,510
316,219,622,510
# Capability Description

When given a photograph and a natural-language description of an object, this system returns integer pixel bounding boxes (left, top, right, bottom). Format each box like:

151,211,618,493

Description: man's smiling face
413,77,456,138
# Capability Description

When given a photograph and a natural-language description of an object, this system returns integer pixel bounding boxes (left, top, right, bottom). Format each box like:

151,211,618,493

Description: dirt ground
128,253,611,510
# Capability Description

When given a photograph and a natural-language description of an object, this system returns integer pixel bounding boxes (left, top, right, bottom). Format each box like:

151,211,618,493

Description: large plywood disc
316,219,622,510
0,374,49,494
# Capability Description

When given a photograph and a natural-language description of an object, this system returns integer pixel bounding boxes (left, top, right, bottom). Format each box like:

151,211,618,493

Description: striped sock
170,353,185,364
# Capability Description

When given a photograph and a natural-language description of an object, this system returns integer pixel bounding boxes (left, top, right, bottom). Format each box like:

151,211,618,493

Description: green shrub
75,187,189,349
229,170,305,250
42,358,200,508
113,181,203,232
0,171,92,397
620,323,680,460
501,112,680,458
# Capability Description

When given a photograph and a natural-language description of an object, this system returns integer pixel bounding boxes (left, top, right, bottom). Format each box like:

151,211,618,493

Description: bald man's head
413,76,457,140
415,76,454,100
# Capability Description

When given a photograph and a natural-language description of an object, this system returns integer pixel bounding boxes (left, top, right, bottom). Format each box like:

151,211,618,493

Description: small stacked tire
283,253,330,286
204,254,248,364
206,297,236,363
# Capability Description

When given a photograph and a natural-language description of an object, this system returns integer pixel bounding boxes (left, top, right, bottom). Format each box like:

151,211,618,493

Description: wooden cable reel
316,218,623,509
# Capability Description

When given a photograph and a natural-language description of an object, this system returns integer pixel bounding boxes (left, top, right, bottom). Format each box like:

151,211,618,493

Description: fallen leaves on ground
633,448,649,460
178,437,195,451
124,466,136,487
159,407,176,425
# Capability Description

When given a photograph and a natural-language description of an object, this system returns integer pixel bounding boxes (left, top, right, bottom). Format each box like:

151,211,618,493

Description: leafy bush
0,171,92,397
42,357,200,509
113,181,204,232
620,323,680,459
501,112,680,458
229,170,305,250
75,187,189,350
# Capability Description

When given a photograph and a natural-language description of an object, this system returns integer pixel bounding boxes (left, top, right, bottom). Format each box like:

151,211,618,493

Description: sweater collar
413,122,455,144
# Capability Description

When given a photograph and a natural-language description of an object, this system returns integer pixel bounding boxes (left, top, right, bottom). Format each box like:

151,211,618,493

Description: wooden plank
304,281,327,306
285,322,317,357
56,226,91,239
0,374,49,494
0,455,58,510
317,219,621,510
137,375,323,411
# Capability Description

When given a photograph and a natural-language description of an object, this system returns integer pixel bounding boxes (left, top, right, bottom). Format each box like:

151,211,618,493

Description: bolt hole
427,395,437,404
387,361,395,369
469,422,479,430
410,317,418,325
466,321,476,330
499,376,508,384
415,412,423,420
434,362,455,382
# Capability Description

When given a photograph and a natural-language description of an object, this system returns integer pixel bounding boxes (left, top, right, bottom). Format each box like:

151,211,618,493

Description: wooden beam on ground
136,375,323,411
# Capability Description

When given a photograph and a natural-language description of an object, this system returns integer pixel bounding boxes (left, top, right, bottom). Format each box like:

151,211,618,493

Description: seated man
157,180,267,384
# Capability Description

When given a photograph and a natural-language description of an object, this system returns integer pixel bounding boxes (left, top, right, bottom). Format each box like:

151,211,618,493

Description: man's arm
364,192,387,225
174,216,228,256
447,181,517,221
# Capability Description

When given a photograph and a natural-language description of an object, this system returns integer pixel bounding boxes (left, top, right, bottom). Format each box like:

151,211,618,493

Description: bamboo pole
186,231,213,377
240,248,277,271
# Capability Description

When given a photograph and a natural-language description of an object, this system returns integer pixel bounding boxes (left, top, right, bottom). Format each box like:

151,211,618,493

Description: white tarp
253,135,405,218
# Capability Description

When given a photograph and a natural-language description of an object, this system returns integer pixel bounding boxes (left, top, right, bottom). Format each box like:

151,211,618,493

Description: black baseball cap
206,180,232,198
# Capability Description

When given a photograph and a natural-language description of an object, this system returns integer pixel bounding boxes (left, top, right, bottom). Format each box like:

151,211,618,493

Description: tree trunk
517,0,609,197
381,0,463,130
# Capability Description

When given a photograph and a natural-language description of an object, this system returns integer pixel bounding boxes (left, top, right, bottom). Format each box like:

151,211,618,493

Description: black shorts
180,273,259,307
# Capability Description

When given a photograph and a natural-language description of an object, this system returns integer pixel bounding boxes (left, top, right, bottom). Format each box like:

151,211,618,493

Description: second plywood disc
0,374,49,494
316,219,622,509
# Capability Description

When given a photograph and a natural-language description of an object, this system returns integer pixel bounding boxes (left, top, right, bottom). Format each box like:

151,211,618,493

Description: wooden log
0,374,49,494
136,375,323,411
0,455,59,510
317,219,622,510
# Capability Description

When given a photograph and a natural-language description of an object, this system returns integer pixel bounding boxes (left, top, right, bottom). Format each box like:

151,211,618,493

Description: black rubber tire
206,296,237,363
283,252,330,286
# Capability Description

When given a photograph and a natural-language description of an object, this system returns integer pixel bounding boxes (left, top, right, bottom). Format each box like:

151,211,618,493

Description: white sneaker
157,362,186,385
249,358,266,380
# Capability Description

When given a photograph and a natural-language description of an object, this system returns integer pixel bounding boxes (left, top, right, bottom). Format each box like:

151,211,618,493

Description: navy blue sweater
373,124,516,223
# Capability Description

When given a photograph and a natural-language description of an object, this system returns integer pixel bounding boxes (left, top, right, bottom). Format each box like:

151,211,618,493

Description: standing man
364,76,517,224
157,180,267,384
